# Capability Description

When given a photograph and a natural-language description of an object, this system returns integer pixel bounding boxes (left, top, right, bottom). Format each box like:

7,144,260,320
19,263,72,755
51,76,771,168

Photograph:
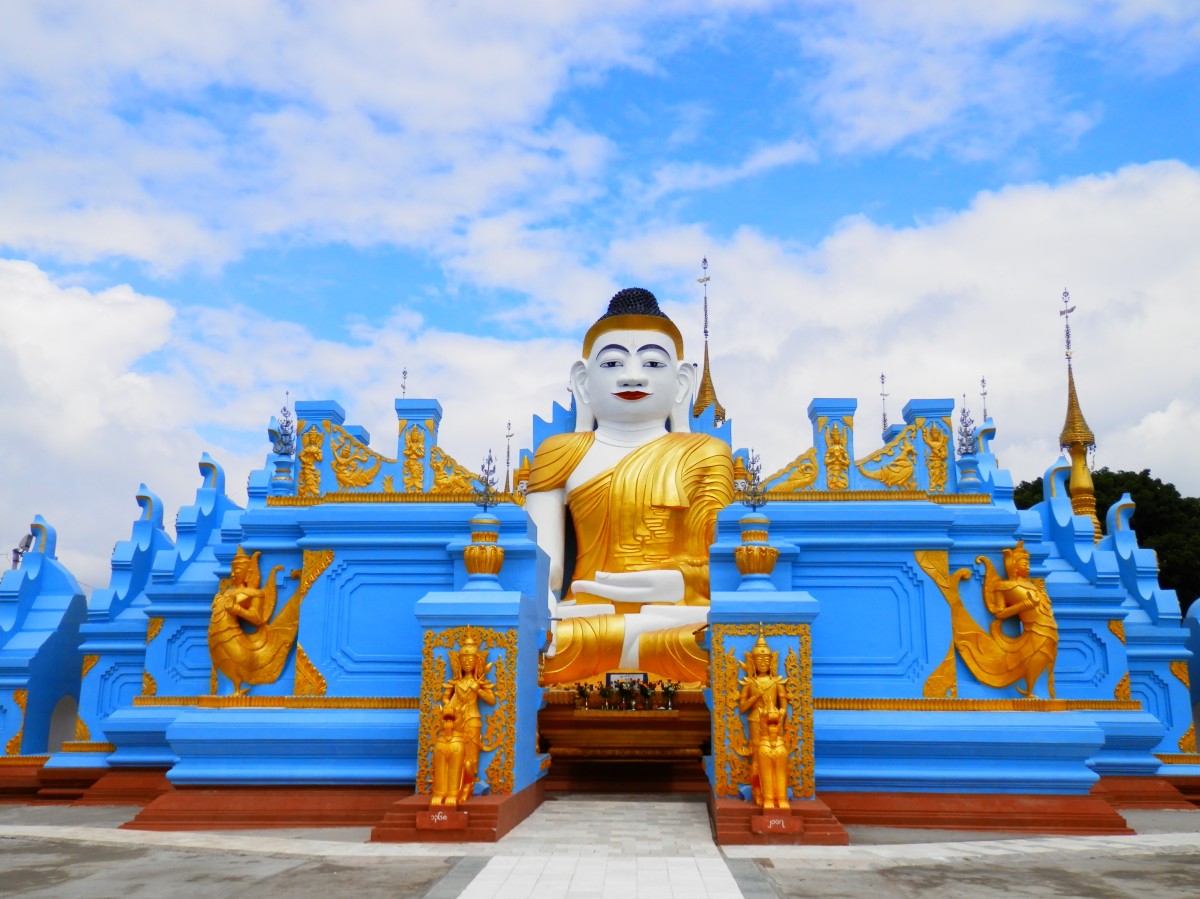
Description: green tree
1013,469,1200,615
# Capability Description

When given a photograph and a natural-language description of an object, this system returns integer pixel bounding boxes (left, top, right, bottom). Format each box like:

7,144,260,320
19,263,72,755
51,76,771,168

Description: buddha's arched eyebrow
638,343,669,355
598,344,629,355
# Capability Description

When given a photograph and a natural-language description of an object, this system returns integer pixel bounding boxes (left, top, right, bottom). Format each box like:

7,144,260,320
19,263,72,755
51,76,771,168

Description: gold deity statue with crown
526,288,734,685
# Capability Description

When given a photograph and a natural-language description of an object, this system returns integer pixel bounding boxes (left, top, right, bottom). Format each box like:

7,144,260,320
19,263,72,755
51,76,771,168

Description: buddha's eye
599,359,623,368
643,360,666,368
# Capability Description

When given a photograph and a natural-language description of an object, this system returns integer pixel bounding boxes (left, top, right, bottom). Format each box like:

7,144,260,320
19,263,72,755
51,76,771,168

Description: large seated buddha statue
526,288,734,684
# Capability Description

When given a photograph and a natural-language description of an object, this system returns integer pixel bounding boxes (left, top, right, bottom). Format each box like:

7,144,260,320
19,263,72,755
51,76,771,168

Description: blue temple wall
44,486,175,772
0,517,87,758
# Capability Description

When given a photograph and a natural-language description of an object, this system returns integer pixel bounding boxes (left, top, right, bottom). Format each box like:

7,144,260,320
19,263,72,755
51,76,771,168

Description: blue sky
2,1,1199,588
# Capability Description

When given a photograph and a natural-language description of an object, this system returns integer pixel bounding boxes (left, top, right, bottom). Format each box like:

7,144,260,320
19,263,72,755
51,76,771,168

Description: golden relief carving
823,422,850,490
1170,659,1191,690
209,667,218,696
328,422,393,490
1114,672,1132,701
733,544,779,576
293,645,327,697
74,715,91,742
764,447,817,492
1179,722,1197,754
917,545,1058,698
133,695,419,709
81,654,100,680
923,423,949,493
410,429,431,490
5,689,28,755
430,446,477,493
142,671,157,696
923,643,958,698
297,425,324,497
711,624,812,803
382,475,394,492
208,547,334,696
463,543,505,577
146,617,164,644
418,626,517,798
1108,619,1126,644
858,432,919,490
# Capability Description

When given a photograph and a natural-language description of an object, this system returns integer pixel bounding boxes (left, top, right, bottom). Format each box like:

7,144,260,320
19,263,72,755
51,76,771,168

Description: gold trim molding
267,491,521,507
133,695,419,709
1156,752,1200,766
815,698,1142,712
0,755,49,767
60,741,116,754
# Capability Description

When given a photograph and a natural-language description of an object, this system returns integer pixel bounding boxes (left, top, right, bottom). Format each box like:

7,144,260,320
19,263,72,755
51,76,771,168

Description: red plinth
821,790,1134,835
709,796,849,846
122,785,411,831
1091,776,1196,810
0,759,47,803
35,766,107,803
1162,774,1200,808
371,779,545,843
75,768,174,806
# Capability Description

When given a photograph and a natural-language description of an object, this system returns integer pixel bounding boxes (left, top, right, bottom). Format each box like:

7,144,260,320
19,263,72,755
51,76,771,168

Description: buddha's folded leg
541,614,626,684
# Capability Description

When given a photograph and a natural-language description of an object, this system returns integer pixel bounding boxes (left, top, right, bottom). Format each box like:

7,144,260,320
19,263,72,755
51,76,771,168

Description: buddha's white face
576,328,688,425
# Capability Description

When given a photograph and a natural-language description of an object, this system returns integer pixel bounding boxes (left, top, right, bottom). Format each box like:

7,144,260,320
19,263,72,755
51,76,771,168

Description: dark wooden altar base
543,758,710,793
121,785,411,830
1091,776,1196,810
370,779,545,843
821,791,1134,835
75,768,174,806
1162,774,1200,807
0,759,48,803
709,796,849,846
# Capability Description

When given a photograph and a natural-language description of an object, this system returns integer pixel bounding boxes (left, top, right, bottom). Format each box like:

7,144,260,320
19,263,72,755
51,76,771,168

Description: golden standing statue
738,631,790,808
430,632,495,807
526,289,734,684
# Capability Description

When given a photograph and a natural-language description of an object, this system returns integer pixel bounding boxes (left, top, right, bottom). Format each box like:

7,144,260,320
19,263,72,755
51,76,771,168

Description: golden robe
529,431,734,682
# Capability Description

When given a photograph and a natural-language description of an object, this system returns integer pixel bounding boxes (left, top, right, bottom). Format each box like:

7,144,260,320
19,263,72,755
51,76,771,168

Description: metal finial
474,450,498,511
980,376,988,421
504,420,514,494
879,373,889,435
1060,289,1076,366
401,366,408,398
742,448,766,510
697,256,710,340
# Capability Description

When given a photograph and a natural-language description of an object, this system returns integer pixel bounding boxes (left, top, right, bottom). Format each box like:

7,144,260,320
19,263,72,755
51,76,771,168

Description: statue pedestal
415,808,469,831
710,796,848,846
371,779,545,843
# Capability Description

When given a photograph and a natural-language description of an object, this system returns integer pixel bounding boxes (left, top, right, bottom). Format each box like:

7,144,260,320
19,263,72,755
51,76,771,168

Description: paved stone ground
2,799,1199,898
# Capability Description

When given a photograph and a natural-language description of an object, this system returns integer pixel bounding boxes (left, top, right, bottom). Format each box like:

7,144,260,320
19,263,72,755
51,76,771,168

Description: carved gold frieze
923,423,950,493
711,623,813,802
816,697,1140,711
142,671,157,696
1108,619,1126,644
1170,659,1191,690
1179,723,1197,754
293,645,328,697
403,424,426,492
1114,672,1132,701
209,547,334,696
146,617,164,644
857,423,921,490
923,644,958,699
297,424,324,497
418,626,517,797
916,544,1058,699
328,422,394,490
430,447,478,493
5,689,28,755
764,448,818,492
133,695,420,708
81,654,100,680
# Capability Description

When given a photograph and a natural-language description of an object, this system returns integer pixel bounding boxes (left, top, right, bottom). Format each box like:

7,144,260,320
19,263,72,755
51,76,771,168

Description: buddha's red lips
614,391,650,401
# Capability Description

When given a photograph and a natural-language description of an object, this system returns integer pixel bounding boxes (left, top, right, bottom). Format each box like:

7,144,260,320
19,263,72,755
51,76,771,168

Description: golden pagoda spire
1058,289,1101,541
691,256,726,425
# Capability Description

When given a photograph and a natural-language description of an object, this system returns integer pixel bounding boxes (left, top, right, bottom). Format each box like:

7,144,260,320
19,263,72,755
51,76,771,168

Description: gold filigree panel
1170,659,1191,690
74,715,91,742
417,626,517,796
142,671,157,696
1180,722,1197,755
923,644,958,699
5,689,28,755
81,654,100,679
1114,672,1132,701
293,645,328,697
146,617,164,644
1107,619,1126,644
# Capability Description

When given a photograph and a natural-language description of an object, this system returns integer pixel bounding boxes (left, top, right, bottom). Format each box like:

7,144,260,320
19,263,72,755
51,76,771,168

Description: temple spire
691,256,726,425
1058,289,1101,541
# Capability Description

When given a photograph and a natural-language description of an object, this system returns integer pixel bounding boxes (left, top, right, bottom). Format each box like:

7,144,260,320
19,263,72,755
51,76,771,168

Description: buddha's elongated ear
668,360,697,433
571,359,595,432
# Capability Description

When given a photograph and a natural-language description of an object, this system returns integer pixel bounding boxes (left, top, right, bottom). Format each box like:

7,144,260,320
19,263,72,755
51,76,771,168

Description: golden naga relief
297,424,324,497
916,543,1059,698
402,424,426,492
208,546,334,696
764,447,818,492
328,422,393,490
823,422,850,490
419,627,517,804
430,446,478,493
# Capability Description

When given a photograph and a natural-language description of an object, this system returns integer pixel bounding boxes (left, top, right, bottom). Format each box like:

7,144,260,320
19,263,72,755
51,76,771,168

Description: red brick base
75,768,174,806
1091,776,1195,810
0,759,47,803
121,785,411,831
371,779,546,843
820,790,1134,835
1162,774,1200,808
709,796,849,846
35,766,107,803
